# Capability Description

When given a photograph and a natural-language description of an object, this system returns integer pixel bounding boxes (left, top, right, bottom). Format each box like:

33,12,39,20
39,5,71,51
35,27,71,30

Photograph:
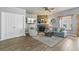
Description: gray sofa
54,31,67,37
53,27,67,37
44,27,67,37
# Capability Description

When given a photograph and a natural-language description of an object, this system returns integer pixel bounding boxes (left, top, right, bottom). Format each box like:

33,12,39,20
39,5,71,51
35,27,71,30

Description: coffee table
45,31,54,37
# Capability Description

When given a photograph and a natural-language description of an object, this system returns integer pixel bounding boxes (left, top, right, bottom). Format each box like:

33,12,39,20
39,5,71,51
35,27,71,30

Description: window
60,16,72,30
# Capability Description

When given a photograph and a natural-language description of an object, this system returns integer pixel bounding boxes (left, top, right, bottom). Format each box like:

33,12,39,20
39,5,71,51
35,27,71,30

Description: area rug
33,36,64,47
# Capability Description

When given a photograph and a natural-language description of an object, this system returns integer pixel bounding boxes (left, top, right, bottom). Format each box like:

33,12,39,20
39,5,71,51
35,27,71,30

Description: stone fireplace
37,15,48,32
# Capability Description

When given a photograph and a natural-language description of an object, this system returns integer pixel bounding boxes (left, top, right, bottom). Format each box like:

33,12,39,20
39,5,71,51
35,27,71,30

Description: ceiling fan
42,7,54,12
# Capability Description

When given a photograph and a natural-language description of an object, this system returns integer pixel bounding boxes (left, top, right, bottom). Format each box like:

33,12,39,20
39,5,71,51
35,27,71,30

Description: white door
14,14,24,37
1,12,24,40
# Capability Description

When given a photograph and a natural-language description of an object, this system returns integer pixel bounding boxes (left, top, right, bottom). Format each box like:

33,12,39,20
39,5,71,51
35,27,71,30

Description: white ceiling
19,7,74,15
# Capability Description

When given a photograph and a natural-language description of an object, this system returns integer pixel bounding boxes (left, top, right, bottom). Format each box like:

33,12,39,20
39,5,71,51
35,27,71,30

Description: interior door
1,12,15,39
76,15,79,36
1,12,24,40
14,14,24,37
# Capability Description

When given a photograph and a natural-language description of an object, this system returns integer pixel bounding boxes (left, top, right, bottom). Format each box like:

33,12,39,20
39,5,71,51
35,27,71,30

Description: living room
25,7,78,37
1,0,79,59
24,7,79,49
0,7,79,51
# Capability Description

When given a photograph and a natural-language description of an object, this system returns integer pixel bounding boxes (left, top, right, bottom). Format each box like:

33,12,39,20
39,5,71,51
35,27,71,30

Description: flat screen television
26,18,35,24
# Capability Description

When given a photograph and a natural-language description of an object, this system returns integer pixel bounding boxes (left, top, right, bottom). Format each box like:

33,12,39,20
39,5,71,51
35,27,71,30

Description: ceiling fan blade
48,9,51,12
44,7,49,10
50,8,54,10
42,7,54,12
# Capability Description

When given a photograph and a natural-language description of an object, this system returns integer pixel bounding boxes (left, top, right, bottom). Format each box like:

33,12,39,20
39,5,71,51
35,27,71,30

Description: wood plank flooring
0,36,79,51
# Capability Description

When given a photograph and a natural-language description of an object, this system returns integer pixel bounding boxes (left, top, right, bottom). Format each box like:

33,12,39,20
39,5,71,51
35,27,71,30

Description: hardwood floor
0,36,79,51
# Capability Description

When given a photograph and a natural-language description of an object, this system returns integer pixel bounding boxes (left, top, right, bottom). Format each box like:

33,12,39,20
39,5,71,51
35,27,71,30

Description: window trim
59,15,72,31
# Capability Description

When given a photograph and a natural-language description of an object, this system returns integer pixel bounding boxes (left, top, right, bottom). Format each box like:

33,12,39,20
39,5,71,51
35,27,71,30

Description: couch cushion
53,27,58,31
57,28,61,32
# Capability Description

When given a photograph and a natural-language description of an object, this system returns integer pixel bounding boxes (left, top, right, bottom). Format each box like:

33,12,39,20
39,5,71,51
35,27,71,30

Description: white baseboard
0,39,5,41
0,34,25,41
